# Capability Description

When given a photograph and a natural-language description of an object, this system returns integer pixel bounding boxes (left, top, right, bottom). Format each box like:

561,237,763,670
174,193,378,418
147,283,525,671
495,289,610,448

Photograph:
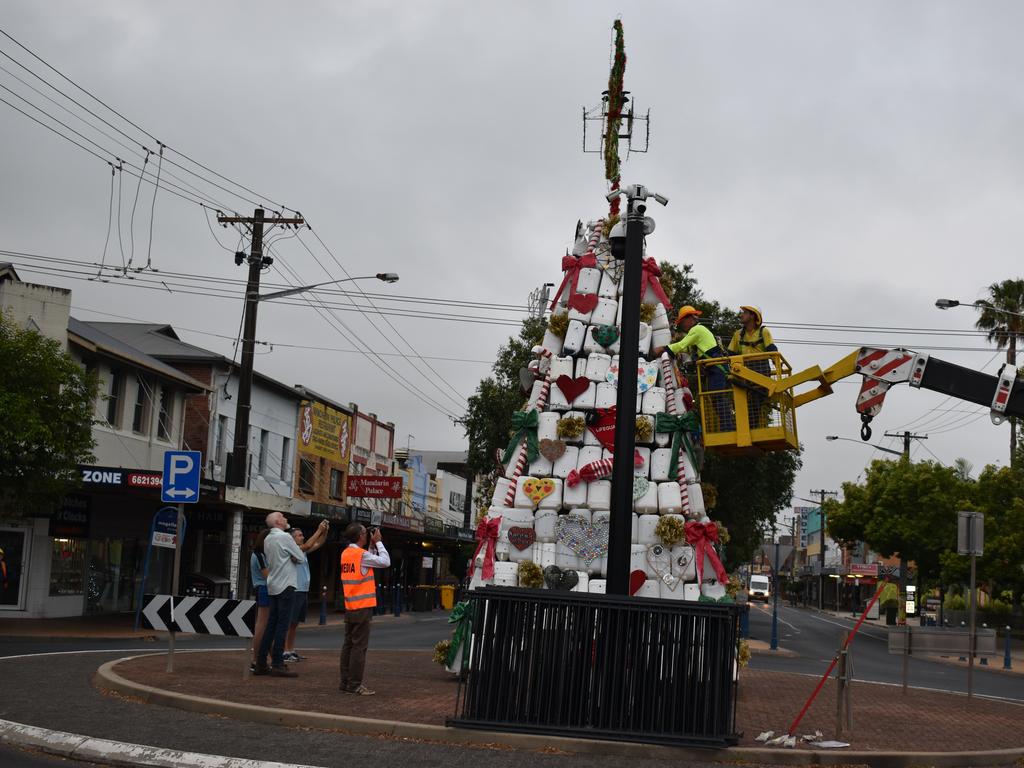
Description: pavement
2,609,1023,768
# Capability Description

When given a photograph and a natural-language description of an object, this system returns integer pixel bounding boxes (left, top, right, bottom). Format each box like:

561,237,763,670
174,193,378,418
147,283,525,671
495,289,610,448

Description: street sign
161,450,202,504
152,507,180,549
140,594,255,636
957,511,984,555
346,475,403,498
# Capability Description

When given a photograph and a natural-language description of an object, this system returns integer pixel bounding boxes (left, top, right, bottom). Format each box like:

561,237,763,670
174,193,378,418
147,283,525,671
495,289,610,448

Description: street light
825,435,904,457
227,272,400,488
935,298,1024,319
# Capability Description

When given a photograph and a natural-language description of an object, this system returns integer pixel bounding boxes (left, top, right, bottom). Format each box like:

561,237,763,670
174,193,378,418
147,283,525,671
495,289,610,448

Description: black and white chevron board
141,594,255,637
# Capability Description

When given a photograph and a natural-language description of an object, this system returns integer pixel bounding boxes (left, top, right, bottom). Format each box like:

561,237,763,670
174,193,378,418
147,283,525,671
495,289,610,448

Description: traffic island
95,649,1024,766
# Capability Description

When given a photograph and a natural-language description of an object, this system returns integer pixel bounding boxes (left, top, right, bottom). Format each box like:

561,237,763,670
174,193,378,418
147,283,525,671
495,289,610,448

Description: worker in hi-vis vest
339,522,390,696
726,305,778,429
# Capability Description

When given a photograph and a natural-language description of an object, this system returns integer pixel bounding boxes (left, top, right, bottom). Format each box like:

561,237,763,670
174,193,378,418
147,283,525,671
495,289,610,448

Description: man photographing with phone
339,522,390,695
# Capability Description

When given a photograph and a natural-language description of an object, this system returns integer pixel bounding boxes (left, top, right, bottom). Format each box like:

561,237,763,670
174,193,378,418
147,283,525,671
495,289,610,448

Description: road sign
151,507,180,549
161,450,202,504
140,594,255,637
957,511,984,555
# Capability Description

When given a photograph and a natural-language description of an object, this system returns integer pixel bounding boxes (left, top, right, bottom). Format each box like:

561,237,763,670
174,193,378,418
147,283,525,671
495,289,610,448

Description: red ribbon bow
549,252,599,310
685,521,728,585
640,257,673,311
468,516,502,582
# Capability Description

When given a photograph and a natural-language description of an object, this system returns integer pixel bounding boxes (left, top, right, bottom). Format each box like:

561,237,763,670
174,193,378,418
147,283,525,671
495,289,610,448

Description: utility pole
810,488,838,610
217,208,305,487
883,430,927,623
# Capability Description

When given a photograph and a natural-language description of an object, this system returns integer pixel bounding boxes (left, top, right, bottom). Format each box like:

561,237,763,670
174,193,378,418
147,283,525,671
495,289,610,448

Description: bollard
1005,626,1013,670
980,623,988,665
958,621,967,661
739,604,750,639
392,584,401,617
319,585,327,626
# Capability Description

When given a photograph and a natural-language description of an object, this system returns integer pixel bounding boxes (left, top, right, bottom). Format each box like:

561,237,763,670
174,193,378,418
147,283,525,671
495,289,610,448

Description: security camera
608,220,627,260
606,189,621,203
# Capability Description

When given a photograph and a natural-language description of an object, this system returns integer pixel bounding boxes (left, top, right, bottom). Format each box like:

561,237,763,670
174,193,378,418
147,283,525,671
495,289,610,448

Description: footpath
2,612,1023,768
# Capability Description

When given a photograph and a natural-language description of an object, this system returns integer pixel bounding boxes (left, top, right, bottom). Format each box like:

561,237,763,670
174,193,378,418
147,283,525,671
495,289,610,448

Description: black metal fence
449,586,740,747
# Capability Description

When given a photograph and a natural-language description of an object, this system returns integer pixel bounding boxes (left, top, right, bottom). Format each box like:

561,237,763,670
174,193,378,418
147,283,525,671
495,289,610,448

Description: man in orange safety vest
339,522,390,695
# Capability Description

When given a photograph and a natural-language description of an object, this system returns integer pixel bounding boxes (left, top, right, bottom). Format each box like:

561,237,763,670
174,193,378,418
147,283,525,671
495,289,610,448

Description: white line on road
750,604,802,633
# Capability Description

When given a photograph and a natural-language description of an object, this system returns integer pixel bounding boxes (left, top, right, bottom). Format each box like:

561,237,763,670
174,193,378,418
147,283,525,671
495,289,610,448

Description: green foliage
973,278,1024,466
944,593,967,611
463,317,546,479
0,314,97,514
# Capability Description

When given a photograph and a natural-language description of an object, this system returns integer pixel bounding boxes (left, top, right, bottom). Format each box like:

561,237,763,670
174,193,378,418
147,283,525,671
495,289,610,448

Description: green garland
604,20,626,195
654,515,686,547
518,560,544,589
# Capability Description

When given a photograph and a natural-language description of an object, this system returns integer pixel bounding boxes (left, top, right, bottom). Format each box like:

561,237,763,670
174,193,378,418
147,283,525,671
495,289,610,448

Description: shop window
299,458,316,494
280,437,291,480
215,415,228,462
157,386,174,441
49,538,86,596
330,469,344,499
259,429,269,475
106,370,124,428
132,375,151,434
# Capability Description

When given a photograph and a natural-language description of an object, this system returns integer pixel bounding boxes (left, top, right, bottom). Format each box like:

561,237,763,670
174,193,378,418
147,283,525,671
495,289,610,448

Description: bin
439,585,455,611
412,586,434,612
186,573,231,598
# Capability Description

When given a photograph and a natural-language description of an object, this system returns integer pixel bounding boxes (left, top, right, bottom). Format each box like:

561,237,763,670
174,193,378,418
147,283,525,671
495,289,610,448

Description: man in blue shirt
284,520,329,662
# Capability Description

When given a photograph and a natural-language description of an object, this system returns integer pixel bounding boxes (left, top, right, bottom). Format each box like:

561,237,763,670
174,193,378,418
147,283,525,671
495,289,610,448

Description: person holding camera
339,522,390,695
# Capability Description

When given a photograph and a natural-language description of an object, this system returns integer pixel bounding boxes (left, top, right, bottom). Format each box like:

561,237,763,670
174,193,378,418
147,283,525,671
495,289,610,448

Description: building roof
68,318,209,391
88,321,301,400
408,450,470,475
293,384,352,415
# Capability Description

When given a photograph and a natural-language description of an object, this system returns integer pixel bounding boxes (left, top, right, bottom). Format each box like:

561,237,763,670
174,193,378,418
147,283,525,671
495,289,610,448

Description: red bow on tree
639,257,673,311
685,521,728,585
468,516,502,582
549,253,598,310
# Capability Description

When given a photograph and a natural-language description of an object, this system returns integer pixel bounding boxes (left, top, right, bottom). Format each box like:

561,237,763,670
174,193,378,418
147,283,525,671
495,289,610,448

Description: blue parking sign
161,450,202,504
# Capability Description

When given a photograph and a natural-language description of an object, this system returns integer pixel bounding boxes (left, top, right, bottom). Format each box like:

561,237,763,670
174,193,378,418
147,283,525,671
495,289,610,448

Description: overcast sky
3,1,1023,515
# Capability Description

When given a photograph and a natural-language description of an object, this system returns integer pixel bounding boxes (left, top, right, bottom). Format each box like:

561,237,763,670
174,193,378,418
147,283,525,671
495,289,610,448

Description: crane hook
860,413,873,441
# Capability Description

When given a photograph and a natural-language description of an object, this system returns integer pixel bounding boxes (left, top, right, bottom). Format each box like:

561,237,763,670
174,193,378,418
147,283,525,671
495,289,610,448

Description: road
745,600,1023,702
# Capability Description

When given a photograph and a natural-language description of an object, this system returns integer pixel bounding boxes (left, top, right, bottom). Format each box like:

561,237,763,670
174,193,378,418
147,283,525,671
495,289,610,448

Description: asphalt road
745,601,1023,702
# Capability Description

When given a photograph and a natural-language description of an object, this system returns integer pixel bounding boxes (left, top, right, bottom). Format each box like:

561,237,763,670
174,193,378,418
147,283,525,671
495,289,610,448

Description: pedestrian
253,511,305,678
283,520,329,662
656,305,734,431
727,305,779,428
339,522,390,695
249,528,271,673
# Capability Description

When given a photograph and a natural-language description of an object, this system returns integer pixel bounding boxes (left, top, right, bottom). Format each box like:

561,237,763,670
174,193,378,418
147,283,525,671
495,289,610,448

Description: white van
748,574,771,602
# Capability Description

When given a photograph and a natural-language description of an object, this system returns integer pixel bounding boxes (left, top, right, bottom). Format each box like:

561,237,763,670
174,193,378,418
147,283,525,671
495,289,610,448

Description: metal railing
449,586,740,747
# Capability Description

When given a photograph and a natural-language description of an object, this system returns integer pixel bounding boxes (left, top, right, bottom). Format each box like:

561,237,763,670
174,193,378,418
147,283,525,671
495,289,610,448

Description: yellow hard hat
674,305,702,326
739,305,763,327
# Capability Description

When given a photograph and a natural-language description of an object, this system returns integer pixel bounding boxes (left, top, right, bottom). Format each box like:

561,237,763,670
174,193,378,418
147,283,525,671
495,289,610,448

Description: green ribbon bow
501,409,539,465
445,600,474,670
698,593,736,605
655,411,699,478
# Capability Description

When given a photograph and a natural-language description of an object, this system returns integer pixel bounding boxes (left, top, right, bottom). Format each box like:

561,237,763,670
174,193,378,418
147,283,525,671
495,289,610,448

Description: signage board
152,507,180,549
161,450,202,504
50,495,90,538
346,475,403,499
850,563,879,577
298,401,352,463
957,511,984,556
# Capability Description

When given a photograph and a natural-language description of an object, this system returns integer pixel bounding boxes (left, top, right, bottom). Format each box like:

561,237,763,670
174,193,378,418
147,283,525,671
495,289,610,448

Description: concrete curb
92,655,1024,768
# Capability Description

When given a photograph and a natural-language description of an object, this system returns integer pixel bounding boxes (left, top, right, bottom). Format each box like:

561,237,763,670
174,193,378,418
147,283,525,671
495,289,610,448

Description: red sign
127,471,162,489
346,475,403,499
850,563,879,577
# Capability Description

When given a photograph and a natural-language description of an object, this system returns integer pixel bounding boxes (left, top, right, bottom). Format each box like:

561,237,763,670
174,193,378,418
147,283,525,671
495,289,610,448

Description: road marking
0,647,236,661
783,607,888,642
749,603,802,633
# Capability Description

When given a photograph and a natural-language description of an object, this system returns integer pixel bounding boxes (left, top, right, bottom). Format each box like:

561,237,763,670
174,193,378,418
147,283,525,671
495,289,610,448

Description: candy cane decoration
505,349,554,506
659,352,691,516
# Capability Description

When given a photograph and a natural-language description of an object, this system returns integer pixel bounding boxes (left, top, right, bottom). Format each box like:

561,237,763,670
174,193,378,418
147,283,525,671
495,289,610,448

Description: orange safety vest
340,546,376,610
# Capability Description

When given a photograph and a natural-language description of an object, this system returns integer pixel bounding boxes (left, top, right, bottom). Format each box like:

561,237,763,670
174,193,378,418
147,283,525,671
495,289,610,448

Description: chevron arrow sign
140,594,256,637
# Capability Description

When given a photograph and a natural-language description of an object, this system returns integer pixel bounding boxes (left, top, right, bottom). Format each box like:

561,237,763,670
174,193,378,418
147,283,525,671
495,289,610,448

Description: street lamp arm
825,435,904,456
935,298,1024,319
255,273,400,302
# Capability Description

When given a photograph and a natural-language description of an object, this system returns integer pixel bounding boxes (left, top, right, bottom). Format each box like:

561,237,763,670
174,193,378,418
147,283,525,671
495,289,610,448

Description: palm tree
952,457,974,482
974,278,1024,462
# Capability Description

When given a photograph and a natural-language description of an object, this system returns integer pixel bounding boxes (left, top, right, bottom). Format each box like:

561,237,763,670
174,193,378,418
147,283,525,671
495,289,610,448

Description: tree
0,314,97,514
974,278,1024,463
827,458,969,587
463,316,546,484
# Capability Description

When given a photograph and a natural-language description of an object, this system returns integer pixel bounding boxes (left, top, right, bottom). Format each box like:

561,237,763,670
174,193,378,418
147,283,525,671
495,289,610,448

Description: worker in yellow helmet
655,306,735,431
727,305,777,428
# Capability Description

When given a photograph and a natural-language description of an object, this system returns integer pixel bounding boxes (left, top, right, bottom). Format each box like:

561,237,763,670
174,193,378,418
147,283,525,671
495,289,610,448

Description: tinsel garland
557,415,585,439
716,521,730,545
518,560,544,589
433,639,451,666
604,20,626,216
654,515,686,547
548,312,569,339
634,416,653,442
701,482,718,510
639,303,656,325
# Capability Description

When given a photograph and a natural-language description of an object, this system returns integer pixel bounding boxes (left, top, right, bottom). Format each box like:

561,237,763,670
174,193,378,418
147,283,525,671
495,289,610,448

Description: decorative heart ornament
637,361,659,394
538,438,567,463
507,527,536,551
567,292,599,314
518,367,535,393
646,544,680,590
522,477,556,505
543,564,579,591
629,569,646,596
555,515,610,567
672,544,696,580
593,324,619,348
632,477,650,501
556,375,590,403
